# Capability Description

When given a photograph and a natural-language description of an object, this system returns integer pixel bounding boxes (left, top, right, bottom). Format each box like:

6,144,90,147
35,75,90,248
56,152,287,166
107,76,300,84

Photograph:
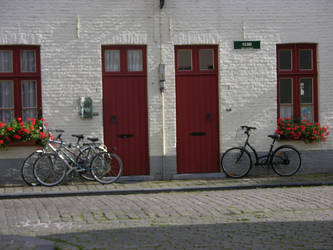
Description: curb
1,181,332,200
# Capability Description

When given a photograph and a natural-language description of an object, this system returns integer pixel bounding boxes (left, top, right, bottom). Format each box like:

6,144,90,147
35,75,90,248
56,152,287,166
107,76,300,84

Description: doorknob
111,115,117,123
205,113,212,121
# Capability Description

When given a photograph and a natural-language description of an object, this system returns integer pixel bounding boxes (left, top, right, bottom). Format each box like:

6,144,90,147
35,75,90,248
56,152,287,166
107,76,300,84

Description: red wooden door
175,45,220,173
102,45,149,175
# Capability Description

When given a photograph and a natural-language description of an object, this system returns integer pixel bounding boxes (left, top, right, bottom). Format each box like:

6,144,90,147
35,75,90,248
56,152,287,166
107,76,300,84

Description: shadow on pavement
44,220,333,249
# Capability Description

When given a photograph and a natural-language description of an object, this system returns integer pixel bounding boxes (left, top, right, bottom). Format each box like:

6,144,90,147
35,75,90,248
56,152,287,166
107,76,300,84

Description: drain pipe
159,4,166,180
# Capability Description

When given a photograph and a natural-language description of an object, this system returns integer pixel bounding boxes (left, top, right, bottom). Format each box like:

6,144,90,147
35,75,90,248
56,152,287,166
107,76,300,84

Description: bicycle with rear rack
33,133,123,186
220,125,302,178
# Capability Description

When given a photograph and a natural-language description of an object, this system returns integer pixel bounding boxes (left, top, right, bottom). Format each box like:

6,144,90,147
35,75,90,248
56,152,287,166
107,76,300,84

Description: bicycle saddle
241,125,257,131
87,137,99,142
72,134,84,140
268,134,280,140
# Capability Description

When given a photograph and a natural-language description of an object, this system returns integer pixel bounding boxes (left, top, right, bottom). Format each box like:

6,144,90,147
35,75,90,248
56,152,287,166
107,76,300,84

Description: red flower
13,134,21,140
7,127,13,131
17,117,22,122
0,140,4,144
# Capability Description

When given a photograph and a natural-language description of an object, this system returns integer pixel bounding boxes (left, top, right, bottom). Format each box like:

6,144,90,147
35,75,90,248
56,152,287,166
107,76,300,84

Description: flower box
0,117,49,149
7,140,39,147
276,118,330,144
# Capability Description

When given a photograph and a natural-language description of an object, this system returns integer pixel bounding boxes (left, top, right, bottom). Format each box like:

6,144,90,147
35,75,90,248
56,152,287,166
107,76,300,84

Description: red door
175,45,220,173
102,45,149,175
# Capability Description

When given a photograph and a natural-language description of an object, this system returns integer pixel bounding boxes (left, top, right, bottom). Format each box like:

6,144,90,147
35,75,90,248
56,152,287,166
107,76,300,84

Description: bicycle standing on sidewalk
221,126,302,178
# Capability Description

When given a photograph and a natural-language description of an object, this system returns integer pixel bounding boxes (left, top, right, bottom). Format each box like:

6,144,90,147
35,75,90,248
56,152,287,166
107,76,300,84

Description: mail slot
117,134,134,139
189,132,206,136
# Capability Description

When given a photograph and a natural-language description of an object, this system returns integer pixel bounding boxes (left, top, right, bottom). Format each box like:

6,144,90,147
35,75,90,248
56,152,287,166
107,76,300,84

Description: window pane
0,80,14,122
22,80,37,107
177,49,192,71
199,49,214,70
300,78,313,103
279,78,292,104
21,80,37,121
105,50,120,72
0,50,13,72
23,109,37,122
280,106,293,120
301,105,313,122
21,50,36,72
279,50,292,70
127,50,143,72
300,49,312,70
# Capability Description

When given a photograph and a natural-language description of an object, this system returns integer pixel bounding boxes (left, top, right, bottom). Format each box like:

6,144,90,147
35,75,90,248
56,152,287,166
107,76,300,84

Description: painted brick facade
1,0,332,180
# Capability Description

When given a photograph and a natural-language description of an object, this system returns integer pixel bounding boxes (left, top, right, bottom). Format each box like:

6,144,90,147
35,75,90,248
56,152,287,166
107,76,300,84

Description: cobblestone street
1,185,332,249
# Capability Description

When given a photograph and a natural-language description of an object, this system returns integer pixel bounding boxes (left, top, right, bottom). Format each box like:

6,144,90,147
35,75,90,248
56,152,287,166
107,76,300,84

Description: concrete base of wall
1,150,332,186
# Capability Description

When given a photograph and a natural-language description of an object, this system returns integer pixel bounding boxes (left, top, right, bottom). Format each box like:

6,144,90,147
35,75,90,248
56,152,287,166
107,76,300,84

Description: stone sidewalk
0,174,332,249
1,173,333,199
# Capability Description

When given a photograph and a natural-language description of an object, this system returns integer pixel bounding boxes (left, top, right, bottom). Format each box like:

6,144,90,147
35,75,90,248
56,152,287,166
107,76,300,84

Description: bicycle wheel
221,147,252,178
76,146,105,181
271,145,301,176
33,152,67,186
91,152,123,184
21,151,43,186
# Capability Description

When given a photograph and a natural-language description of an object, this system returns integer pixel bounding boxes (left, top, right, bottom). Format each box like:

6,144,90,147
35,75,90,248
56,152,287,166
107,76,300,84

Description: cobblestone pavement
0,185,332,249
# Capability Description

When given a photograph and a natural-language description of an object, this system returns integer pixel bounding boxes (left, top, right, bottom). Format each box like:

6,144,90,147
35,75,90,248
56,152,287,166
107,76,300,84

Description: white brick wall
1,0,332,176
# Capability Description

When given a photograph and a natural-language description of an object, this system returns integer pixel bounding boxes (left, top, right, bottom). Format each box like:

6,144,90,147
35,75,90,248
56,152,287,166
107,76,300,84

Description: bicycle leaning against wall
220,126,302,178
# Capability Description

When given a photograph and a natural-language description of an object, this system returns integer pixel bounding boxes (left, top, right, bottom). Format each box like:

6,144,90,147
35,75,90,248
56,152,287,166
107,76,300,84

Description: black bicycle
221,125,301,178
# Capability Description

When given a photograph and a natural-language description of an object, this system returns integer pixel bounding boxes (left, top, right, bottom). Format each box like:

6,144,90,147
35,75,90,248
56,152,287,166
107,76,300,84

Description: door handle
205,113,212,121
111,115,117,123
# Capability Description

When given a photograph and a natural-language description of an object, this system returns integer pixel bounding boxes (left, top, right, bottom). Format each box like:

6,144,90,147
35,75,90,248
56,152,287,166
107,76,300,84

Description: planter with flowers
0,117,49,149
276,117,330,144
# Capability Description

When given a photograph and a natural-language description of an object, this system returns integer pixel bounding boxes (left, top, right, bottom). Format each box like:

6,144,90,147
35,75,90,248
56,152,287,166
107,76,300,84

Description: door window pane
0,80,14,122
21,80,37,121
20,50,36,72
279,50,292,70
177,49,192,71
0,50,13,73
300,78,313,104
299,49,312,70
105,50,120,72
127,50,143,72
199,49,214,70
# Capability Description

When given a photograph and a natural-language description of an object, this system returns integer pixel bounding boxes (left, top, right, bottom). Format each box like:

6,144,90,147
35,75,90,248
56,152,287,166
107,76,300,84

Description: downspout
159,2,166,179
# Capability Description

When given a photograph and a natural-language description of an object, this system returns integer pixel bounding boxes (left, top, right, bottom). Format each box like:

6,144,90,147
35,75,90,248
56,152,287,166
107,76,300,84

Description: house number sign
234,41,260,49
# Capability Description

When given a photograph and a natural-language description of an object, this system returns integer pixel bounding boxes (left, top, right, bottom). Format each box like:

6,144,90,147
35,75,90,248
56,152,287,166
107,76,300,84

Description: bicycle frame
241,132,277,166
54,142,107,176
